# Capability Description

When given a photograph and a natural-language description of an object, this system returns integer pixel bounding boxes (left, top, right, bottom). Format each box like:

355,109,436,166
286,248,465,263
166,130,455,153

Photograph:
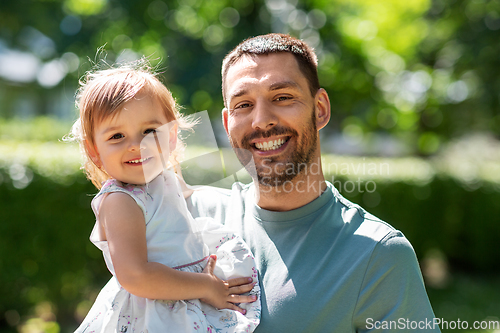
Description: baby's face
93,93,175,185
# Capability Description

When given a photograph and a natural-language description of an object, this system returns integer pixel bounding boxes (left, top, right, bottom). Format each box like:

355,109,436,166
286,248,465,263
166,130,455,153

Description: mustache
241,126,298,146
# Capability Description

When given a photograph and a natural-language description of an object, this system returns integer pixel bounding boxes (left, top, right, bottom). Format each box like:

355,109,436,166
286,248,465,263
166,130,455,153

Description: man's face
222,53,321,187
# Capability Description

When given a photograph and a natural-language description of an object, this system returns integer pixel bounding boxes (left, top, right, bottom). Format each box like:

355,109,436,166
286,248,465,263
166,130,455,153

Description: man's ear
314,88,331,131
84,140,101,167
169,123,178,152
222,108,229,134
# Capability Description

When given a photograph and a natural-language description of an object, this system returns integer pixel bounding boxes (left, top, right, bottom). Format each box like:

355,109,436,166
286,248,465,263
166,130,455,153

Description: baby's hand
200,255,257,314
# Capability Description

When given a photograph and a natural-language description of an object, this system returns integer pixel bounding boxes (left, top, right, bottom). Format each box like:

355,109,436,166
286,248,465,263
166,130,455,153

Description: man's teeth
127,157,150,164
255,138,285,151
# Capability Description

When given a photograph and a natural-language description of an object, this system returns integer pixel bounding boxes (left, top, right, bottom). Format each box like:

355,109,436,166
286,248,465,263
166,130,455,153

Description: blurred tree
0,0,499,154
307,0,500,155
419,0,500,150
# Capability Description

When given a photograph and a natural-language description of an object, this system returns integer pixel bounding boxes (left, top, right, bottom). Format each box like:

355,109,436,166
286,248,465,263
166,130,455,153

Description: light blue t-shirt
187,181,439,332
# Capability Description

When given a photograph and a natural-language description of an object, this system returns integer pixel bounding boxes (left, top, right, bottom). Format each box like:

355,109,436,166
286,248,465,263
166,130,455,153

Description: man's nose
252,100,277,131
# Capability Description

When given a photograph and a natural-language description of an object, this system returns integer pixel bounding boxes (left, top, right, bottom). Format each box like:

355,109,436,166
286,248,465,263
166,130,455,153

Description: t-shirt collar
250,182,334,223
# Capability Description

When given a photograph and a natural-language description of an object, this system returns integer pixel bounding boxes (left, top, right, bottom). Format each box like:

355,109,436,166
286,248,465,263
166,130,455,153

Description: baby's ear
169,123,178,152
84,140,101,167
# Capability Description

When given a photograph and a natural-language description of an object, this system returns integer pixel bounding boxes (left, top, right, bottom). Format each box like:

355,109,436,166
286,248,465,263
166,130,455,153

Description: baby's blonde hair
70,59,194,189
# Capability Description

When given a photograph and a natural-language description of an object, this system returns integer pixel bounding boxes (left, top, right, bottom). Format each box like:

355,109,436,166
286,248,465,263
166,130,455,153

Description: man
187,33,439,332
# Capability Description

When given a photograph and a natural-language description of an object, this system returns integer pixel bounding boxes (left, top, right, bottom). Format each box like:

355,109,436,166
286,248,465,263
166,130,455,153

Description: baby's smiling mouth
126,157,152,164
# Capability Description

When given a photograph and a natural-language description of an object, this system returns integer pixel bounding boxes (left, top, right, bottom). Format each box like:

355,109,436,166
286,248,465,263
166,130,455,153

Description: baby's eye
144,128,157,135
110,133,124,140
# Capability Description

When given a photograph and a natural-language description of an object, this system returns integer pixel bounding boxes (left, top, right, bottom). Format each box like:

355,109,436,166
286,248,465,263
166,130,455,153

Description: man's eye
276,96,291,102
110,133,123,140
234,103,251,110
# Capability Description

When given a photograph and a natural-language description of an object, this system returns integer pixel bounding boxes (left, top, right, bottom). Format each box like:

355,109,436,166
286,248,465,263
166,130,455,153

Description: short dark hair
221,33,320,106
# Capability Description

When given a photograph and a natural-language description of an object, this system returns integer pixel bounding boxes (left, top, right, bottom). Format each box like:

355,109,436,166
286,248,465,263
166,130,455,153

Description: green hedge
1,138,499,332
0,171,106,332
0,117,73,143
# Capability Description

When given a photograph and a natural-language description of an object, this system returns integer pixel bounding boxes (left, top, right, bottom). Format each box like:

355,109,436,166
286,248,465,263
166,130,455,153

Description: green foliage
2,0,499,155
0,117,73,143
0,142,81,186
64,0,108,16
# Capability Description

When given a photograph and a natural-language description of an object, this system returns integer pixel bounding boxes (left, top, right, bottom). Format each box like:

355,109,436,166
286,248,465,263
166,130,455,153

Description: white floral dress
75,170,260,333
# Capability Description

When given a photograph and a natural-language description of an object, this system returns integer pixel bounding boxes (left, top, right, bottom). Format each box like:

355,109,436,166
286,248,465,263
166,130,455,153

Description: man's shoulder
327,185,420,284
190,182,251,201
190,184,232,199
327,182,402,245
187,181,253,216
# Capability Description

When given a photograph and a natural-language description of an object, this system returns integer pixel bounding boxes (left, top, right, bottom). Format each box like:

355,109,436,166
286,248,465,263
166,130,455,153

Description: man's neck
254,171,327,212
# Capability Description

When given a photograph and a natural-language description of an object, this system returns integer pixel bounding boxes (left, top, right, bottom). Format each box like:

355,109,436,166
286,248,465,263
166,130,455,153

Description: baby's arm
99,192,256,313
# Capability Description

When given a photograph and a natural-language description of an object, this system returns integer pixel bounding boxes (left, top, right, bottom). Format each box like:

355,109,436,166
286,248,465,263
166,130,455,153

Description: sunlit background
1,0,500,332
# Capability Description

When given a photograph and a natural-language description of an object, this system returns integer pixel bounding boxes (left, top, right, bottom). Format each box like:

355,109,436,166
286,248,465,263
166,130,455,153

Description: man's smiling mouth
254,138,288,151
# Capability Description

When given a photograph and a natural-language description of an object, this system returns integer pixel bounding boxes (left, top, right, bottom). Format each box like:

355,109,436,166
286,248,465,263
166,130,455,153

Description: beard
228,108,318,187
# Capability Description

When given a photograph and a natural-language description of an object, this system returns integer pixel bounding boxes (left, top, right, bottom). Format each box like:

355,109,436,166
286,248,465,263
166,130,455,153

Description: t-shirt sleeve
353,230,440,332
